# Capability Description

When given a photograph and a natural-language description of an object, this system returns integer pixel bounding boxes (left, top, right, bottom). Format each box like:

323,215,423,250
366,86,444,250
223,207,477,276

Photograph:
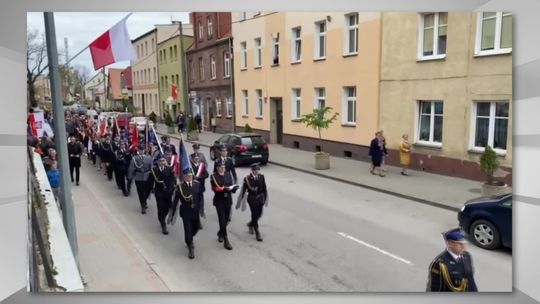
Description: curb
158,131,460,212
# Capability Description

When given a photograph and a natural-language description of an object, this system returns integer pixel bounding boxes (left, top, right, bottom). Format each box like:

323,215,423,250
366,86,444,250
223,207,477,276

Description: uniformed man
426,228,478,292
191,153,209,227
236,163,268,242
100,135,116,181
213,144,237,184
170,168,203,259
127,145,153,214
67,135,83,186
162,136,177,155
192,144,208,168
151,156,176,235
147,142,162,196
210,160,239,250
114,142,132,196
163,146,179,177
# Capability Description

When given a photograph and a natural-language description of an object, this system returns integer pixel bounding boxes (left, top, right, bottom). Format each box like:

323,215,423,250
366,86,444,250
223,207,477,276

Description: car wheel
469,219,501,250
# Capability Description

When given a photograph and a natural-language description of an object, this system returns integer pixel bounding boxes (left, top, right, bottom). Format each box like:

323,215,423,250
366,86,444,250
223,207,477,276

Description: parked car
458,193,512,250
129,116,154,131
209,133,269,166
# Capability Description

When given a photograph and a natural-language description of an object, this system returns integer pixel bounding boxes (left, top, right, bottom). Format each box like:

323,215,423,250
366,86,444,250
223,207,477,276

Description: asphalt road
73,147,512,292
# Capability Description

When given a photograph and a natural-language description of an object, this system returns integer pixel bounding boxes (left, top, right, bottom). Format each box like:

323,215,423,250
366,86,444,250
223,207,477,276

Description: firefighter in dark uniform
162,136,177,155
147,142,162,198
169,168,203,259
67,135,83,185
114,142,132,196
213,144,237,222
192,144,208,168
210,159,239,250
127,145,153,214
236,163,268,242
151,156,176,235
191,153,209,222
426,228,478,292
101,135,116,181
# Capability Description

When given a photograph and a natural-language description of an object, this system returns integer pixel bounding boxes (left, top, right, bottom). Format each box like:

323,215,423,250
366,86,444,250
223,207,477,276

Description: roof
107,68,124,99
131,28,157,43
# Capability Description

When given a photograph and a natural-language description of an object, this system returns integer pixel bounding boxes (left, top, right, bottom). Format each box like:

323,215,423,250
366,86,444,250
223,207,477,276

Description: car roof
232,132,262,137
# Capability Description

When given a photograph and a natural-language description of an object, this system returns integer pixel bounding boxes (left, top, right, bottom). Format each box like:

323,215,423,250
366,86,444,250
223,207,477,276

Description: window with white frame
292,88,301,119
240,42,247,69
314,21,327,59
272,35,279,65
153,68,157,84
475,12,512,56
226,97,233,117
223,52,231,78
471,101,509,152
242,90,249,115
256,89,263,117
342,87,357,124
216,98,222,117
345,13,359,55
418,13,447,59
254,38,262,68
315,87,325,109
198,21,204,41
210,55,216,79
207,16,213,39
292,27,302,62
417,100,444,146
198,57,204,81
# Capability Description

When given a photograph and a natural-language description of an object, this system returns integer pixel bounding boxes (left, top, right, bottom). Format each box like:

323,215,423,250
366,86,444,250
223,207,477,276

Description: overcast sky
27,12,190,78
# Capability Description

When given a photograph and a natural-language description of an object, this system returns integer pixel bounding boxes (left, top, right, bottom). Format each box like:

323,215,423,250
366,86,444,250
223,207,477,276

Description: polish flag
171,84,178,100
89,14,135,71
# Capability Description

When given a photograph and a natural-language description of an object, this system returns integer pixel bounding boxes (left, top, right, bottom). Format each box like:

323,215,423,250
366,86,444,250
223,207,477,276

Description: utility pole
43,12,79,266
178,21,189,116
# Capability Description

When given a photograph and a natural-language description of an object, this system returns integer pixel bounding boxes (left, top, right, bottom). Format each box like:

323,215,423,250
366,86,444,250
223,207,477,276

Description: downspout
229,36,236,133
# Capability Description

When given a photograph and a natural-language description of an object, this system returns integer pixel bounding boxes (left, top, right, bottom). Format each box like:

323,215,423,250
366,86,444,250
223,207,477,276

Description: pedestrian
368,131,387,177
101,135,116,181
399,134,412,176
114,142,132,196
236,163,268,242
67,135,83,186
42,148,57,172
210,160,239,250
191,153,209,223
176,113,183,134
46,161,61,208
180,112,187,134
169,168,203,259
150,156,176,235
426,228,478,292
380,130,388,172
194,113,202,133
127,146,153,214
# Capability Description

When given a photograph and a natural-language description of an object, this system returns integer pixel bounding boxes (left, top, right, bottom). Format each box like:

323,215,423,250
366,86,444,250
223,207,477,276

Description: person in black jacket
211,160,239,250
67,135,83,185
368,131,387,177
236,163,268,242
426,228,478,292
114,142,132,196
169,168,203,259
151,156,176,235
100,135,116,181
213,144,237,184
191,153,209,220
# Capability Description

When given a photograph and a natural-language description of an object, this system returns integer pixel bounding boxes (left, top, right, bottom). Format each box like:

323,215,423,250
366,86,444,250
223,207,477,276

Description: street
72,141,512,292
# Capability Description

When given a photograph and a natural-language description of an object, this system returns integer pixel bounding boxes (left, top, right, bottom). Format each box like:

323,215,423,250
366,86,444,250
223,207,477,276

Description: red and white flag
171,84,178,100
89,14,135,71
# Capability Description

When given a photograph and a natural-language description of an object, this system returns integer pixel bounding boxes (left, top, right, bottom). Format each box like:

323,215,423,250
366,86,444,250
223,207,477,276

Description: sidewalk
156,123,491,211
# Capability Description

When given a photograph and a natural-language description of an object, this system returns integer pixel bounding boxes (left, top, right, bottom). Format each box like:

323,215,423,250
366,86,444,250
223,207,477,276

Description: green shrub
244,123,252,133
480,146,499,185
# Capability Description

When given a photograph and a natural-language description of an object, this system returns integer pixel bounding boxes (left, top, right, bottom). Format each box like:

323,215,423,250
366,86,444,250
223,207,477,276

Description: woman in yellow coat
399,134,412,176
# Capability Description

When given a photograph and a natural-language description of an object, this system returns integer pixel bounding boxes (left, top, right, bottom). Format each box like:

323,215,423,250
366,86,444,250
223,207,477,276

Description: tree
27,30,48,108
480,146,500,185
300,107,339,154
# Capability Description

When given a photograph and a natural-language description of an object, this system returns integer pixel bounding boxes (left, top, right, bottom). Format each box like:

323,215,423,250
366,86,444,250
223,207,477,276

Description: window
144,70,147,84
145,41,148,56
254,38,262,68
198,57,204,80
153,68,157,84
216,98,222,117
176,74,179,87
159,50,162,64
475,12,512,56
198,21,204,41
164,49,167,63
471,101,509,153
207,16,213,39
151,38,154,52
345,13,359,55
240,42,247,69
416,101,444,146
242,90,249,115
256,89,263,117
418,13,447,60
169,47,173,63
210,55,216,79
292,88,301,119
315,87,325,109
174,45,178,61
292,27,302,62
226,97,233,118
272,35,279,65
223,52,231,78
314,21,327,59
137,45,140,59
165,76,168,90
342,87,357,124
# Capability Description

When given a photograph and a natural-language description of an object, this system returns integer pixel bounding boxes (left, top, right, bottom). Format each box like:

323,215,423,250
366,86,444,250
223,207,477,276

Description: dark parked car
209,133,269,166
458,193,512,250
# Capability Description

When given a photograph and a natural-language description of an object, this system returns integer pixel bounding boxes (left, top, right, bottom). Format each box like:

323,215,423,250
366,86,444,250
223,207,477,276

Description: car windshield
241,136,264,146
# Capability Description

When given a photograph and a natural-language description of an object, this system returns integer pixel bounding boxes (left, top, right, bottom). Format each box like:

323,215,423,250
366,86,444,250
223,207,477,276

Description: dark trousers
115,168,128,194
90,150,97,165
215,202,231,238
106,163,114,180
155,191,172,226
181,209,200,245
69,162,80,182
248,201,264,230
135,180,149,209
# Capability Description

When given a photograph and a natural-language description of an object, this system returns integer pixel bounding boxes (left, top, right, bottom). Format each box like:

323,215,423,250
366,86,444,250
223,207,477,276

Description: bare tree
27,29,48,108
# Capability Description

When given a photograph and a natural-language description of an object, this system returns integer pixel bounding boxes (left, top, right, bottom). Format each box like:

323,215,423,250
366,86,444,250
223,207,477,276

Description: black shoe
188,244,195,259
247,223,254,234
255,231,263,242
224,239,232,250
141,208,146,214
123,191,128,197
161,225,169,235
217,234,223,243
76,181,80,186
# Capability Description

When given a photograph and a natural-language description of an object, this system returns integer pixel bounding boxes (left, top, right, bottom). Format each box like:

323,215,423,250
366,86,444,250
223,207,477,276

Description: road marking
337,232,414,266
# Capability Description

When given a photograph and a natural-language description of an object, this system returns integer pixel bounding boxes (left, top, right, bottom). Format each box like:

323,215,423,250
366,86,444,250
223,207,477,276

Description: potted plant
479,146,509,196
164,111,175,134
244,123,253,133
300,107,339,170
187,116,199,141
